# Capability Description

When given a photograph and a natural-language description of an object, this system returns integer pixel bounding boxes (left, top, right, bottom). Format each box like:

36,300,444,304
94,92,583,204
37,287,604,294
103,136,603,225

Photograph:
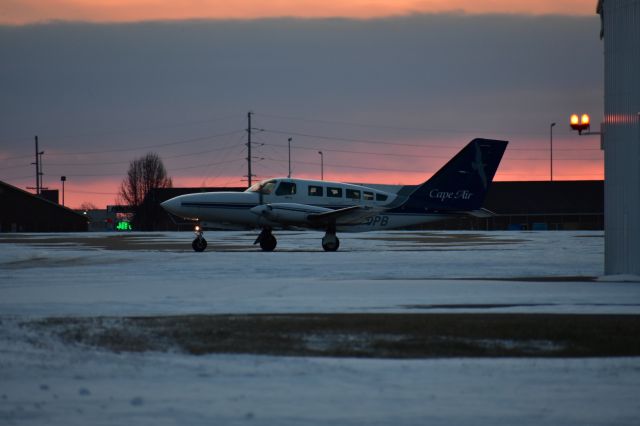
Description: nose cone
160,197,180,215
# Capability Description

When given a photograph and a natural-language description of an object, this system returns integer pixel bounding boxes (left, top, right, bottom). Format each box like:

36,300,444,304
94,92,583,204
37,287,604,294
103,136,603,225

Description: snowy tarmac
1,230,640,425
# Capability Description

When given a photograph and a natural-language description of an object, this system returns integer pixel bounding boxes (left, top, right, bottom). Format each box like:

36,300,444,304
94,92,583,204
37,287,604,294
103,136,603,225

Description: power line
0,154,33,161
260,128,602,152
45,130,244,157
169,157,246,172
254,111,549,137
0,113,244,146
42,143,240,167
259,140,602,162
66,189,119,195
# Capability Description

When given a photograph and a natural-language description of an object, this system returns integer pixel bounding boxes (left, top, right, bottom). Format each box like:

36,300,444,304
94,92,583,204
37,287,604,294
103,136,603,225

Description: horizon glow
1,0,598,25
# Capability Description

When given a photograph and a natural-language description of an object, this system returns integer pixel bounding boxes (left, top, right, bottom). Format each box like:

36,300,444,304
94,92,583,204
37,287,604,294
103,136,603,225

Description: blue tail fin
400,138,508,212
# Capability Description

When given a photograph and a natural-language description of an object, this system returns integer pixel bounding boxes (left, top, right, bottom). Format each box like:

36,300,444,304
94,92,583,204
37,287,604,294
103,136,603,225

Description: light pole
288,137,292,178
60,176,66,206
318,151,324,180
550,122,556,181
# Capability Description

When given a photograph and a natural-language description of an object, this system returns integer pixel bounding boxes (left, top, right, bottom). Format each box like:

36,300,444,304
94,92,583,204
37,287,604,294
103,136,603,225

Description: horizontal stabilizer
465,208,495,218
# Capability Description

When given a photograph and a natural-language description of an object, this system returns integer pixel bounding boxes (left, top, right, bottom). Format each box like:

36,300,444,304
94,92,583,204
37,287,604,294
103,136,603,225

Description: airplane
161,138,508,252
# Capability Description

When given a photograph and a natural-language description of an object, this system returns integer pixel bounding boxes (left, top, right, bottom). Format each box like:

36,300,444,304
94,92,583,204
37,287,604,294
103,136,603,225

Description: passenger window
346,189,361,200
376,193,388,202
275,182,297,196
308,185,323,197
327,187,343,198
363,191,374,201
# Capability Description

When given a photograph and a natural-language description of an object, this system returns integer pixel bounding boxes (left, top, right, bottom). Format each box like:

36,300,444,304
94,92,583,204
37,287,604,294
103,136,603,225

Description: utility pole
288,137,292,178
34,136,40,194
550,122,556,181
39,150,45,191
28,136,44,195
247,111,253,187
318,151,324,181
61,176,66,206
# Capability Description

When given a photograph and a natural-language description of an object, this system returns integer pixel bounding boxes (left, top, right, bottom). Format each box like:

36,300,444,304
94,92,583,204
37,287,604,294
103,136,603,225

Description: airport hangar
140,180,603,232
597,0,640,275
0,180,88,232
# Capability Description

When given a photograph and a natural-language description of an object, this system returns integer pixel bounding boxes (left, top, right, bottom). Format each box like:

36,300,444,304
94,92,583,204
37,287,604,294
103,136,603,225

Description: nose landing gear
192,226,207,252
254,227,277,251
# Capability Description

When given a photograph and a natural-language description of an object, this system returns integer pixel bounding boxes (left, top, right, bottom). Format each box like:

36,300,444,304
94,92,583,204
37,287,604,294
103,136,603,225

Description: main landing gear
192,226,207,252
254,227,277,252
321,223,340,252
190,225,340,252
252,225,340,252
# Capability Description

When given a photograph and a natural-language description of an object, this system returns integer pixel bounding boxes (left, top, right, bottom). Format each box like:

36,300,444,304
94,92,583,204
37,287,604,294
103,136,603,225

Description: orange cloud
1,0,598,25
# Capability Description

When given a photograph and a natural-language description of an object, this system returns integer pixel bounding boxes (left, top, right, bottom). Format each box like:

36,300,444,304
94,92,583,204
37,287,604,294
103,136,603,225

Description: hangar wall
0,181,88,232
599,0,640,275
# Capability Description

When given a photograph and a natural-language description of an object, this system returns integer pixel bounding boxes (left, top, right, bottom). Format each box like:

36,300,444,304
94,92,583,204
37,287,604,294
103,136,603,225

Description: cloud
0,14,604,207
0,14,602,131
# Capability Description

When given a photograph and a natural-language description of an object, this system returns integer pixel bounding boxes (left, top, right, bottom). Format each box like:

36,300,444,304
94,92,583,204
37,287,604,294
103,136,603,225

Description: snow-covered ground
1,230,638,316
1,230,639,425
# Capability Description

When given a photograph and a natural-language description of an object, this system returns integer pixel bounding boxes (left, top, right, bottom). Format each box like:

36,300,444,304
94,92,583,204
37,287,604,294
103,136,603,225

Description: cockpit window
246,179,277,194
275,181,297,196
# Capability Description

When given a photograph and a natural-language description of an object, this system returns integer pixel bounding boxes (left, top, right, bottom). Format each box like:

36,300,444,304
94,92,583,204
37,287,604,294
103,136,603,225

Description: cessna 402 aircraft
161,138,507,252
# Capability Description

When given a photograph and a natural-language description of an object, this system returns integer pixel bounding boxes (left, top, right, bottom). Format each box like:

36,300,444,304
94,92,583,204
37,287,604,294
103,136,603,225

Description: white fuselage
161,177,450,232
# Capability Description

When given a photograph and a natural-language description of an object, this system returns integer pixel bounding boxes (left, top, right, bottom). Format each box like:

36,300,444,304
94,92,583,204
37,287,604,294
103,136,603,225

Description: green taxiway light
116,221,132,231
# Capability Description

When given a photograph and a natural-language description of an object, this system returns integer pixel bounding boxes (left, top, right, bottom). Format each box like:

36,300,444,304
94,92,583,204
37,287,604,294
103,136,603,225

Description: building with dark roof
0,181,88,232
429,180,603,230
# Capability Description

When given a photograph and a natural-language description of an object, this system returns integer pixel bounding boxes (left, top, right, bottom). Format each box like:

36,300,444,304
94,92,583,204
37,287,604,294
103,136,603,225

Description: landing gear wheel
254,227,277,252
259,235,277,252
322,234,340,252
192,237,207,252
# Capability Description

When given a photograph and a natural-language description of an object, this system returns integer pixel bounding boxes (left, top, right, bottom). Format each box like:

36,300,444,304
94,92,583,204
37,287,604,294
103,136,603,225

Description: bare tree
79,202,98,211
119,152,172,208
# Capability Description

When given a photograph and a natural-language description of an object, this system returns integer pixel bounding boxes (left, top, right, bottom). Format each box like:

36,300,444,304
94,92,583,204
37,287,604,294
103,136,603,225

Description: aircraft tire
322,236,340,252
192,237,207,252
260,235,277,252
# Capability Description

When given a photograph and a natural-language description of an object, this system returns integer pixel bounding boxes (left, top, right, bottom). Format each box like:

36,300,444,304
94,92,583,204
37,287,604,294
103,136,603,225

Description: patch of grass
29,314,640,359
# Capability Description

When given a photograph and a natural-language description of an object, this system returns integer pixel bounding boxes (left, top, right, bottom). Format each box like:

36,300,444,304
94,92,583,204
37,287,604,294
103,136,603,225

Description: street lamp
550,122,556,181
318,151,324,180
570,113,591,134
60,176,66,206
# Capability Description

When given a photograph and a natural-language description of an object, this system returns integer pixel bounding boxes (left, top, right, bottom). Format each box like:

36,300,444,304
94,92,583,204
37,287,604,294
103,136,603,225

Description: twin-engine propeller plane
161,138,508,252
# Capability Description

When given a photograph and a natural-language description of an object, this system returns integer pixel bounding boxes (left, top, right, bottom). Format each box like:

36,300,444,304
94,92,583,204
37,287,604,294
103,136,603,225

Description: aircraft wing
250,203,380,227
307,205,380,225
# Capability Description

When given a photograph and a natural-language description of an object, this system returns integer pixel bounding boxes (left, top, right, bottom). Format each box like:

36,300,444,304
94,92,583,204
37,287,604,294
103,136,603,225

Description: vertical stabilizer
399,138,508,212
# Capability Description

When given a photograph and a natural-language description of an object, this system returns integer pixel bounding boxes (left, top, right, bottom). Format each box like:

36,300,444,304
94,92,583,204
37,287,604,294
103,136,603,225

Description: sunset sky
0,1,603,209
